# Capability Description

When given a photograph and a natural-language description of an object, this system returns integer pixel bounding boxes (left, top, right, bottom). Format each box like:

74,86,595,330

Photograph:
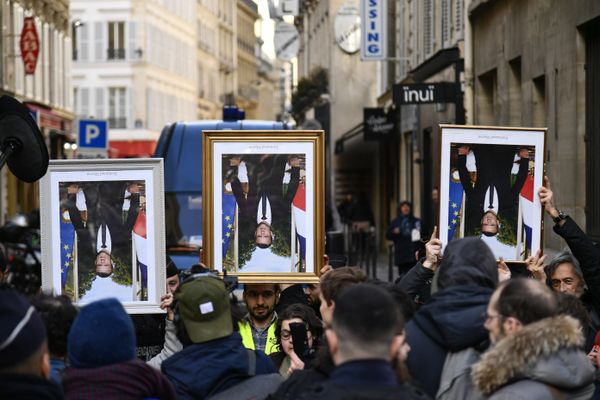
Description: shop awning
109,140,156,158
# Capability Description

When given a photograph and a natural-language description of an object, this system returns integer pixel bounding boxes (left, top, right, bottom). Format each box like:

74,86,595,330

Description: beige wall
198,0,221,119
470,0,600,249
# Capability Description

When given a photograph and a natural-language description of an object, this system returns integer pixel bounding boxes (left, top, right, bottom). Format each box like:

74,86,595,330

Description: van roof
155,120,288,192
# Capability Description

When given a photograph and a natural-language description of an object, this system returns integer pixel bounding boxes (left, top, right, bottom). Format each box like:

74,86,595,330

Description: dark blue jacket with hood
405,237,498,398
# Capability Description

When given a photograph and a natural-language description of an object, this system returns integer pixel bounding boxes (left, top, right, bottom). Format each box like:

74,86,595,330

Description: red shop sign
19,17,40,75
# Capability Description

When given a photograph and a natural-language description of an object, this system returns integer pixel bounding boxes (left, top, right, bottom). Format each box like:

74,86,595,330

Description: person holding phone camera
269,304,323,378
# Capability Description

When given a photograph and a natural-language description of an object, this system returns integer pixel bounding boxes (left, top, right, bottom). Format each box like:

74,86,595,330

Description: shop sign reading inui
20,17,40,75
360,0,386,61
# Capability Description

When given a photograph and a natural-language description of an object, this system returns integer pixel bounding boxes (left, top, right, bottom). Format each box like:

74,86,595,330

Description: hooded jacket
405,237,498,397
161,332,277,400
472,315,595,400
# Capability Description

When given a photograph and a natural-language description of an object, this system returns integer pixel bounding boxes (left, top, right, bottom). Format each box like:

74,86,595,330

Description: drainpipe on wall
463,0,474,125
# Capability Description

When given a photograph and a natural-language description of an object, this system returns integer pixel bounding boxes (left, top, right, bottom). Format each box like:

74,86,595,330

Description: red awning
24,102,67,130
109,140,156,158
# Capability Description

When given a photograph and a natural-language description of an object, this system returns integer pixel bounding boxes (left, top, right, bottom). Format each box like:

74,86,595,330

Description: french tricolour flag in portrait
293,182,306,261
133,211,148,289
520,174,534,253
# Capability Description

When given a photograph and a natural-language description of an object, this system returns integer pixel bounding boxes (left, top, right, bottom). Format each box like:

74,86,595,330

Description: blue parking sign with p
78,120,108,149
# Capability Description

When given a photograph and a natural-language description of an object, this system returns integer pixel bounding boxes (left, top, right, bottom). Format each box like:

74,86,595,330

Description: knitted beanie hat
68,298,135,368
0,289,46,368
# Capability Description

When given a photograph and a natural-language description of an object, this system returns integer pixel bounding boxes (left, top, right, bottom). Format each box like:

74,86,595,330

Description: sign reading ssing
360,0,386,61
363,108,394,141
393,82,460,105
20,17,40,75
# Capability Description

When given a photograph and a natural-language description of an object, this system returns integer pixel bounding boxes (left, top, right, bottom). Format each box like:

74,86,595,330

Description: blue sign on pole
360,0,387,61
78,120,108,150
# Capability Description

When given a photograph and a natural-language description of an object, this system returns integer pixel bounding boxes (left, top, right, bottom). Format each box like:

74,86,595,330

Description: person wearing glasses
269,304,323,378
239,283,281,355
472,278,594,399
404,237,498,398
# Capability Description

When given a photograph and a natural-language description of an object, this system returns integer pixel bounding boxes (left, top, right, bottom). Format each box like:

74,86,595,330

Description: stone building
71,0,198,158
295,0,380,227
0,0,73,217
197,0,220,119
468,0,600,245
377,0,467,234
237,0,259,118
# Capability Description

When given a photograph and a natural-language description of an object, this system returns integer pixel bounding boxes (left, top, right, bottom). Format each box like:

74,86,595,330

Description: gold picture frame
202,130,325,283
438,124,546,263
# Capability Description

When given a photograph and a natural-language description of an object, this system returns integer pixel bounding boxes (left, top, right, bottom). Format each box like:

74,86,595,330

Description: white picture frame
439,125,546,262
40,158,166,313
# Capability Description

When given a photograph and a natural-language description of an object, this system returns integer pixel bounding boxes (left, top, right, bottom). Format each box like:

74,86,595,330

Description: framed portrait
202,130,325,283
40,159,166,313
439,125,546,262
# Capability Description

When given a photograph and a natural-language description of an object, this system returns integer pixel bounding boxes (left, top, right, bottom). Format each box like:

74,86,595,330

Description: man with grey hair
538,176,600,351
546,251,586,297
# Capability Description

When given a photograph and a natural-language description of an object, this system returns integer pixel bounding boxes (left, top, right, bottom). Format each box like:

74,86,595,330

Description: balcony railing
107,48,126,60
108,117,127,129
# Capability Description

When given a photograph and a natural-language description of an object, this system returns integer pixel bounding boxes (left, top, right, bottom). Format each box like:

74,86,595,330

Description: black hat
0,289,46,368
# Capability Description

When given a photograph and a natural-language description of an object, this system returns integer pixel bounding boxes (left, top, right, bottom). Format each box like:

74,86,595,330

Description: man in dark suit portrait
457,144,529,238
61,181,141,277
227,154,301,249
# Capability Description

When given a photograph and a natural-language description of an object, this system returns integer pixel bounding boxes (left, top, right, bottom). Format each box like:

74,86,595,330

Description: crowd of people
2,177,600,399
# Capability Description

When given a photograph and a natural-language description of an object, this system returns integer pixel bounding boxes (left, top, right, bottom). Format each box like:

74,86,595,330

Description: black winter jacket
553,217,600,350
405,237,498,398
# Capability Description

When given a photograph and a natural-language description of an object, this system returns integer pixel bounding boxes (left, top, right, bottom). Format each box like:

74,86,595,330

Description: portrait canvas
41,159,166,313
439,125,546,262
203,131,325,283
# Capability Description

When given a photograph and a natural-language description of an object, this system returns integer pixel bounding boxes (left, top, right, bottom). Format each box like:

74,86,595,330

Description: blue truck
153,107,290,269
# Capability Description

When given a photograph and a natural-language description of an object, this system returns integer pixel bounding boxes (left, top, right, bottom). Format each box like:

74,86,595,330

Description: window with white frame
108,87,127,128
107,22,125,60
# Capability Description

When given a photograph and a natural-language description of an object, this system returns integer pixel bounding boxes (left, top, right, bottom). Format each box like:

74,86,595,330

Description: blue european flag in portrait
448,171,464,241
60,210,75,289
222,191,236,258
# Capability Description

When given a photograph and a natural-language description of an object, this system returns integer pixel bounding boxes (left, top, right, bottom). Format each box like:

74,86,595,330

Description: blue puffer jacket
406,237,499,398
161,332,277,400
406,285,492,398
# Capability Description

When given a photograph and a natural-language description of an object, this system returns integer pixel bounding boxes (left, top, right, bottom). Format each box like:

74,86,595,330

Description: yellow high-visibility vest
238,320,280,355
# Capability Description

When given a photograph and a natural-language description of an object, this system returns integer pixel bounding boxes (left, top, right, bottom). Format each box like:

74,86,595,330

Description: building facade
71,0,197,158
218,0,237,105
197,0,221,119
469,0,600,246
236,0,259,118
378,0,466,235
296,0,380,230
0,0,73,218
